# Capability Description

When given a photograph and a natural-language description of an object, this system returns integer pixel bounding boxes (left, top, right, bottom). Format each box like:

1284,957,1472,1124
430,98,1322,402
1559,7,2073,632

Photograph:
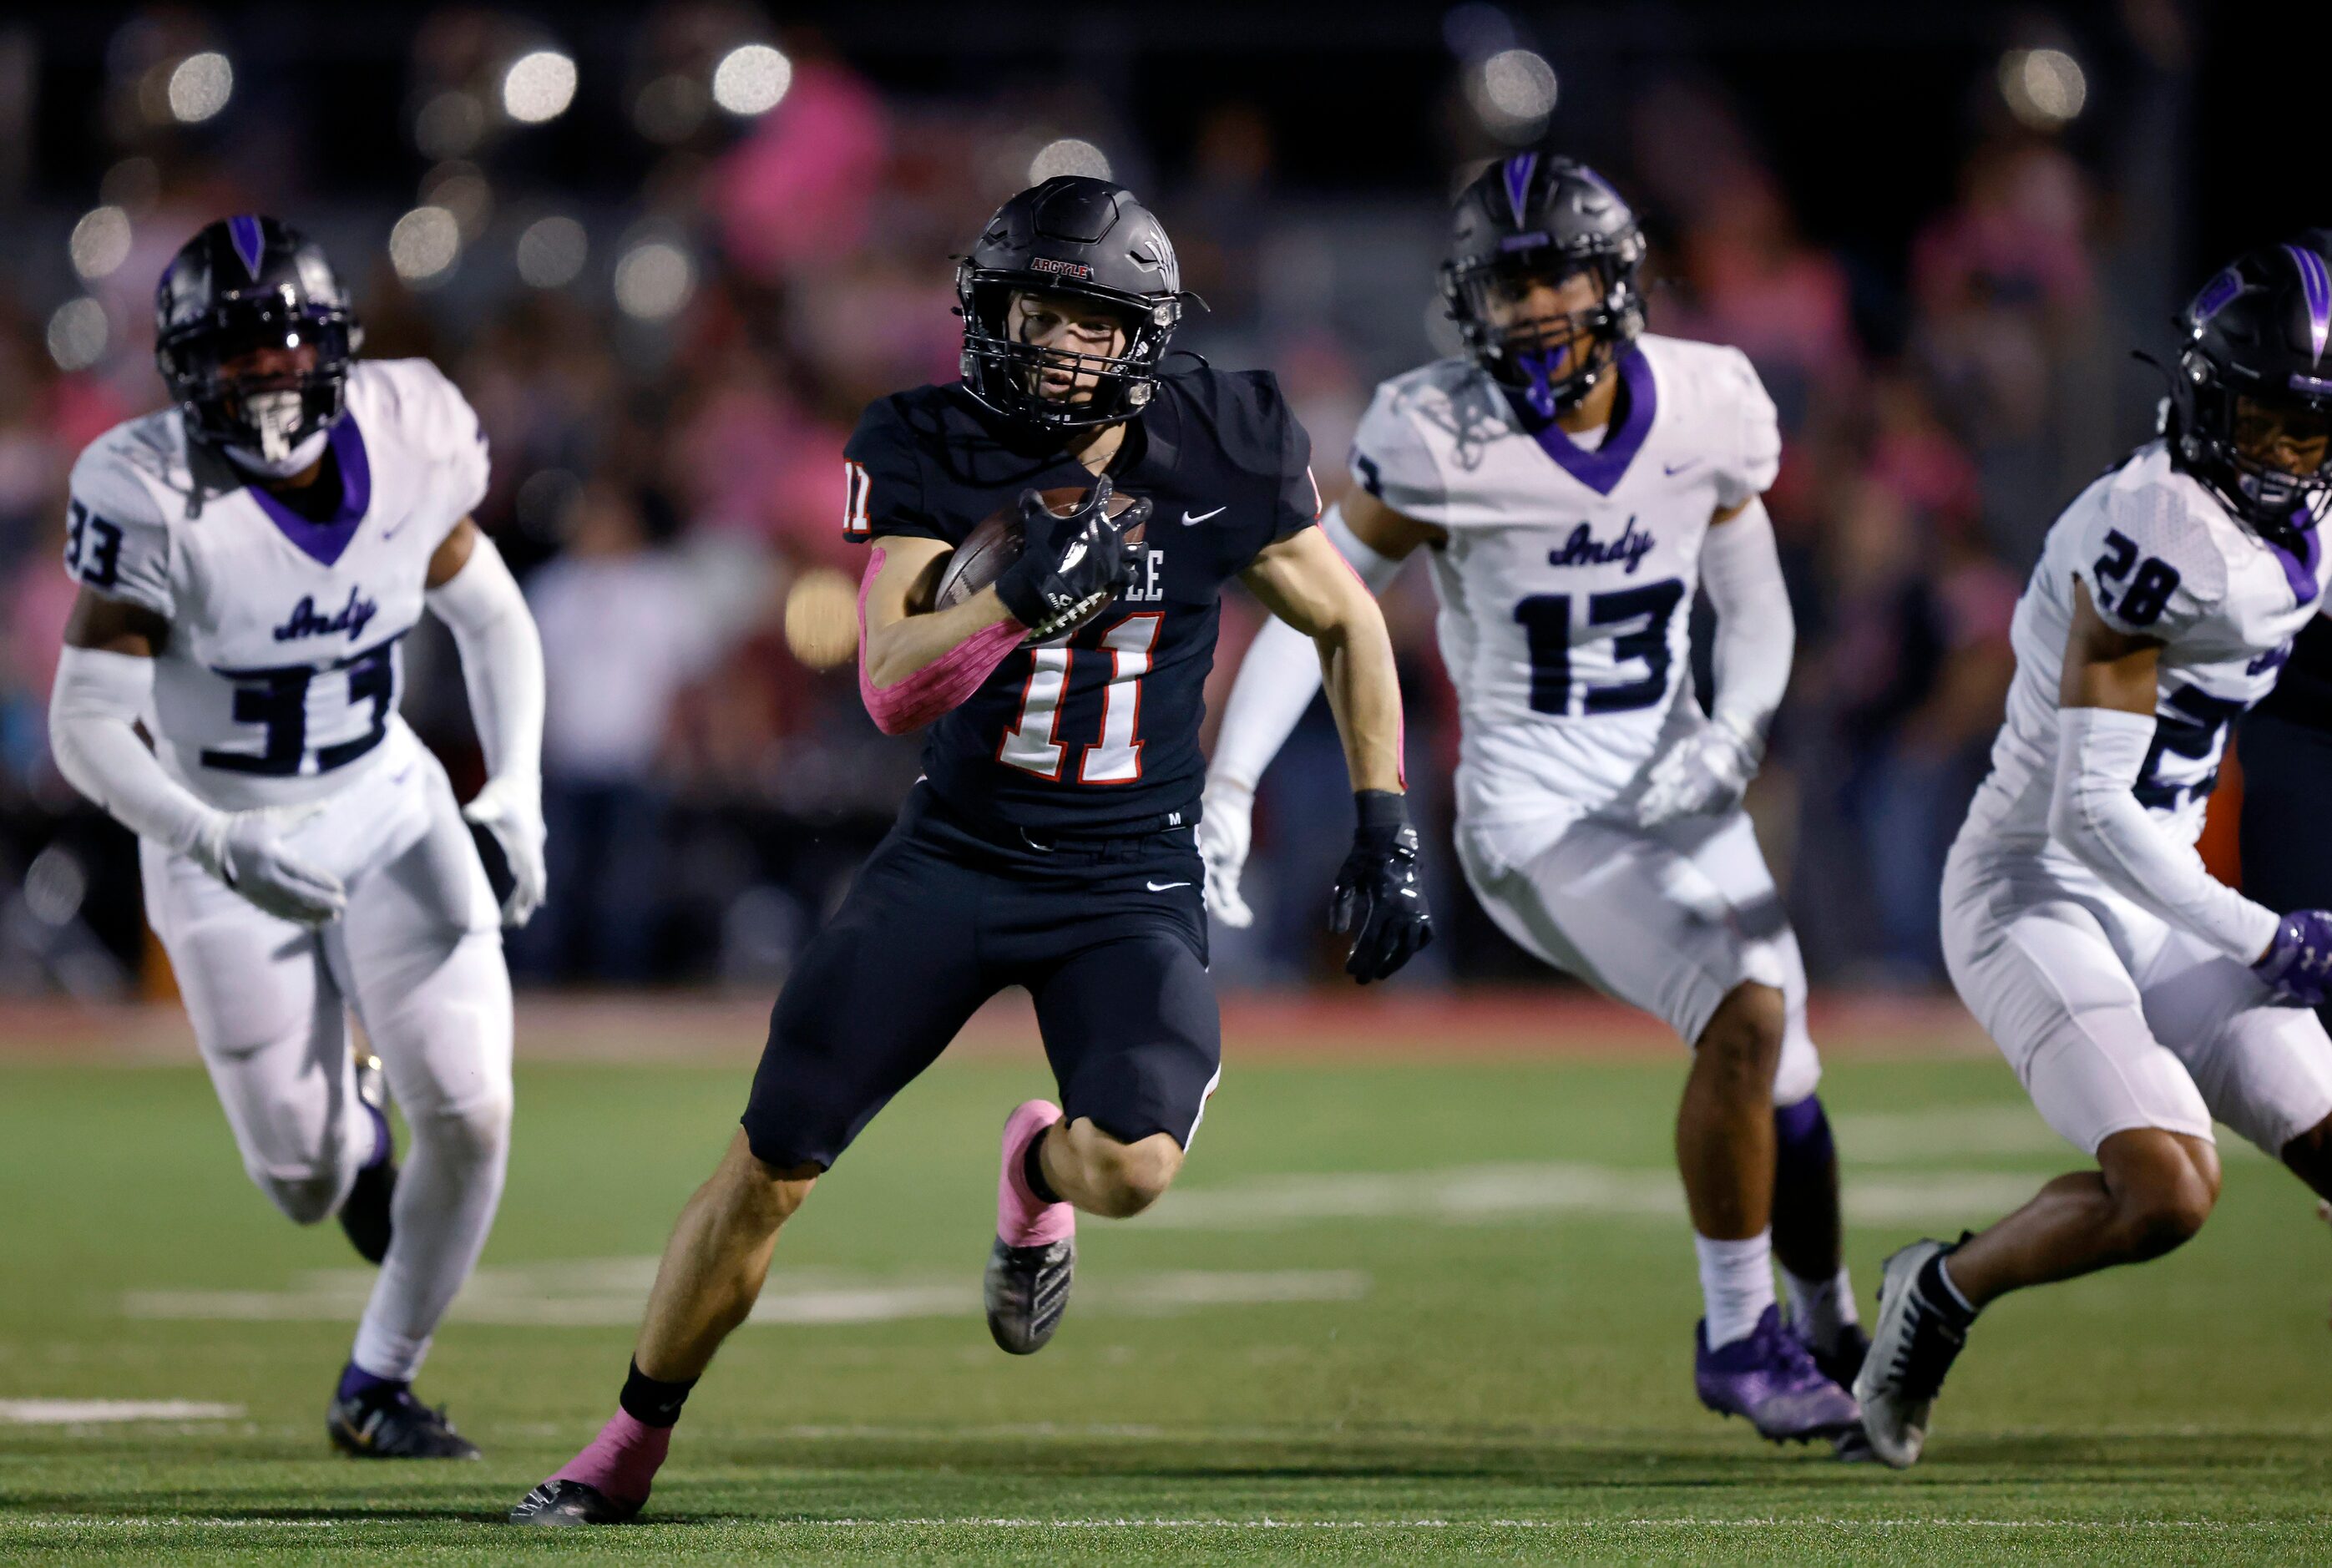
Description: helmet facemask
1444,246,1643,420
958,273,1181,433
2176,354,2332,531
159,291,357,475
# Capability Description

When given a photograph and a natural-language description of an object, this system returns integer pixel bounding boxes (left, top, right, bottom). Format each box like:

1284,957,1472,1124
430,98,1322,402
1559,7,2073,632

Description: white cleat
1853,1238,1971,1469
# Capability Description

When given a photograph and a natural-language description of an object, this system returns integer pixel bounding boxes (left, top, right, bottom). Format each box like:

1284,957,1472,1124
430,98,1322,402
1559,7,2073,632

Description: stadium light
1467,47,1557,143
69,207,134,281
784,568,859,670
613,239,695,321
167,52,234,124
503,50,578,124
47,299,110,372
712,43,792,117
415,90,487,159
1029,139,1110,184
421,163,494,241
634,73,708,144
2000,48,2087,129
516,215,589,289
388,206,462,285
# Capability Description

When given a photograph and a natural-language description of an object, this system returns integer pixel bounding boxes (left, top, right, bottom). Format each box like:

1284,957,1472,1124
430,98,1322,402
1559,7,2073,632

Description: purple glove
2254,909,2332,1007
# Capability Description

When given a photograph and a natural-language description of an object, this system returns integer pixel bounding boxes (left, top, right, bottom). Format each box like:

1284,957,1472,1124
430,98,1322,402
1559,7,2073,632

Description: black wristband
1353,789,1409,849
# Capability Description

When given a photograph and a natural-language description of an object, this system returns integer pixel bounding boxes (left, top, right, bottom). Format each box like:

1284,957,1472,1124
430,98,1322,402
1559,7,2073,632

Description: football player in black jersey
512,176,1430,1526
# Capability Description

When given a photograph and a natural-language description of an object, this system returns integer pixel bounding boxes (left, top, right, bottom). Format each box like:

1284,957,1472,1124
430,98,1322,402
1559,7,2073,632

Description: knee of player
411,1090,515,1166
714,1137,821,1229
1699,984,1786,1083
1085,1136,1183,1217
253,1165,344,1226
2112,1167,2216,1257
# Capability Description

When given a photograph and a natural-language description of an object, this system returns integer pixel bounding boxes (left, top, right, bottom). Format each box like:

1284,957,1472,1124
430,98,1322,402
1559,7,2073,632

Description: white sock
1781,1263,1859,1353
1694,1231,1776,1349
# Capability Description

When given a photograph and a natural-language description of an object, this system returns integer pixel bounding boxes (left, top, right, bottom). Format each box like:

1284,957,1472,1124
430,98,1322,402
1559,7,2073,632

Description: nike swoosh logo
1181,507,1226,526
1662,460,1700,476
1146,880,1191,892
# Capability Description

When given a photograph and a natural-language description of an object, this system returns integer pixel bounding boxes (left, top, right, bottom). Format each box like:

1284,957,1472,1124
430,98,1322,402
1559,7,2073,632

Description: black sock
1022,1125,1063,1206
1917,1253,1976,1328
618,1358,697,1429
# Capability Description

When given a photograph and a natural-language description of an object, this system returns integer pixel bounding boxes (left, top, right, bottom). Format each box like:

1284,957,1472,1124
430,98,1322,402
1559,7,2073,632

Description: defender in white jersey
1204,157,1864,1445
1856,240,2332,1468
45,217,548,1459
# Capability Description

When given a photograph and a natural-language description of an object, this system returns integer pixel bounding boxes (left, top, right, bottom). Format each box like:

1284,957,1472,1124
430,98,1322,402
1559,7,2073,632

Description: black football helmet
154,215,362,468
1441,153,1647,418
2168,237,2332,530
957,177,1197,432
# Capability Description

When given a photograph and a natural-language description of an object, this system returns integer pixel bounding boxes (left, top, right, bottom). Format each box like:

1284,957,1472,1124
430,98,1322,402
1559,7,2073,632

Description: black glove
1329,790,1434,984
993,477,1150,640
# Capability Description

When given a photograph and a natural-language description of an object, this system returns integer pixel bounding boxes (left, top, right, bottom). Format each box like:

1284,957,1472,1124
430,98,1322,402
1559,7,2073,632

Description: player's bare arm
857,533,1019,690
1200,488,1439,928
1238,524,1407,795
1230,516,1434,983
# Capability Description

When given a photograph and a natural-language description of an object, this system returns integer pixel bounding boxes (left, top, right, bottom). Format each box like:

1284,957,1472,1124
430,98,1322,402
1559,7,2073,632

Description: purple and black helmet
1441,152,1647,418
2171,236,2332,529
154,214,362,461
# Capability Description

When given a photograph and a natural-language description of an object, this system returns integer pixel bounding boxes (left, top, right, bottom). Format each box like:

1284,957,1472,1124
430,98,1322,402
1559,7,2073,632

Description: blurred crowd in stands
0,6,2191,996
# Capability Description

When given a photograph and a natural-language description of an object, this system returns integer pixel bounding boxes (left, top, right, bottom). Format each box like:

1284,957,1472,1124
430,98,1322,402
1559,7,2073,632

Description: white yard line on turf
1143,1163,2041,1230
0,1400,243,1424
123,1267,1370,1328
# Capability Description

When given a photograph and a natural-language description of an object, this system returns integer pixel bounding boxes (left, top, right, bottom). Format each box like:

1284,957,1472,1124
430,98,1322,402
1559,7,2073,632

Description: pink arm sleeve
857,545,1026,736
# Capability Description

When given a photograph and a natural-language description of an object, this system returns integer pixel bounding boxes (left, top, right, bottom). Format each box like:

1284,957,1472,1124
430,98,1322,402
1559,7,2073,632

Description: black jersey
844,364,1319,836
2256,612,2332,730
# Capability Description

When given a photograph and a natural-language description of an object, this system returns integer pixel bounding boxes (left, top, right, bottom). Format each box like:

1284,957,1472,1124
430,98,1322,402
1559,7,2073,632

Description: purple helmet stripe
1501,153,1539,230
227,215,266,281
2283,243,2332,366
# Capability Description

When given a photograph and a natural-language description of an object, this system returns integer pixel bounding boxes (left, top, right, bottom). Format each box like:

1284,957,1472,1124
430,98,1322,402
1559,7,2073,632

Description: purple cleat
1695,1304,1861,1444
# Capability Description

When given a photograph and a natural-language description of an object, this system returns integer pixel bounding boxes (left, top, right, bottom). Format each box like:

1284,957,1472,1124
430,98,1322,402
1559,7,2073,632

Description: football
932,484,1146,640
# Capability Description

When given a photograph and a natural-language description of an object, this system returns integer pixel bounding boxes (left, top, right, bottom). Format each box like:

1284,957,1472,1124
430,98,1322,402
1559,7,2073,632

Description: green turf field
3,1038,2329,1564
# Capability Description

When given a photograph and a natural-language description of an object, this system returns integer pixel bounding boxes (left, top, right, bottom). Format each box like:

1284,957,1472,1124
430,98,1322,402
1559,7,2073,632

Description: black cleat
326,1385,480,1459
339,1054,397,1266
508,1478,643,1526
1809,1321,1872,1392
984,1236,1075,1355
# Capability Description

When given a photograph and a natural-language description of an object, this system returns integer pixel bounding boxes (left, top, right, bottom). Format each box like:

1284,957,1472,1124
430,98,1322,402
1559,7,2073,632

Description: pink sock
999,1099,1075,1247
549,1409,671,1505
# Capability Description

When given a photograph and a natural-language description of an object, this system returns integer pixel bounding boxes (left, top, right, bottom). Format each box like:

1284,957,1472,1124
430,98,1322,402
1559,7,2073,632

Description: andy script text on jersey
63,359,489,812
1965,440,2332,854
1350,335,1779,827
844,365,1318,835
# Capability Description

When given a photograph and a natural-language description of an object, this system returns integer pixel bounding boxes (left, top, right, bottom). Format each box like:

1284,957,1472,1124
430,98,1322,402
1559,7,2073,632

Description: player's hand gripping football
194,807,347,925
2255,909,2332,1007
1329,790,1434,983
1198,778,1257,928
991,477,1150,642
1636,716,1760,829
463,774,548,928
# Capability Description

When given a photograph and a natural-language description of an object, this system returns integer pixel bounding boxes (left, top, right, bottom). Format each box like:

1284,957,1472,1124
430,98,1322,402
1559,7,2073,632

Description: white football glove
1198,777,1257,928
1636,718,1761,829
193,807,347,925
463,773,548,928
